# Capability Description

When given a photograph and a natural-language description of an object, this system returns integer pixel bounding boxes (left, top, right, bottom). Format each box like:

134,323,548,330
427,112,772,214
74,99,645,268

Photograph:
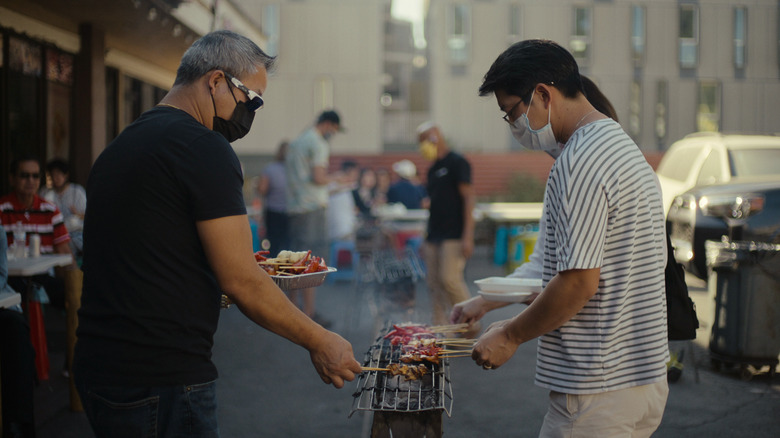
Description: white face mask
510,91,560,158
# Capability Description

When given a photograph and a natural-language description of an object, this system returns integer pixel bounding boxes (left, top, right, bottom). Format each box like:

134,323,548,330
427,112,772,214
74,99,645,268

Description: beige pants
539,380,669,438
423,240,471,325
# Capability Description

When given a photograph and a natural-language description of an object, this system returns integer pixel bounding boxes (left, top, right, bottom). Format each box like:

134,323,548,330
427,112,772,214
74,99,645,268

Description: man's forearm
230,272,325,351
504,268,599,345
198,216,327,352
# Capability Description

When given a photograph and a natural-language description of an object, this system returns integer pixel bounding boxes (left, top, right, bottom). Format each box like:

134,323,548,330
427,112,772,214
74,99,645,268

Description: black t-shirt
426,151,471,242
74,106,246,386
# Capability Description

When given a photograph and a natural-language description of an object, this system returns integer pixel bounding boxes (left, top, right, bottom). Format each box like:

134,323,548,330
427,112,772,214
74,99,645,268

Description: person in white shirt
326,160,360,242
41,159,86,256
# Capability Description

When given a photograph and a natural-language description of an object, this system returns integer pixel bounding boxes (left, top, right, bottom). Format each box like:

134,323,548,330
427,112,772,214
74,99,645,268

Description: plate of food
221,250,337,308
474,277,542,303
257,250,336,290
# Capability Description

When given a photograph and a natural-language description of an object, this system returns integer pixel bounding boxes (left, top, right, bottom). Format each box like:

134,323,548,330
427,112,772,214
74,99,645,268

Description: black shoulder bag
665,233,700,340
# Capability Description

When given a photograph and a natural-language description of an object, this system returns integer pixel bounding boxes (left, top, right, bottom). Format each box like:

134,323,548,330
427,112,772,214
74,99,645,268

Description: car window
657,145,704,182
729,149,780,177
696,150,723,185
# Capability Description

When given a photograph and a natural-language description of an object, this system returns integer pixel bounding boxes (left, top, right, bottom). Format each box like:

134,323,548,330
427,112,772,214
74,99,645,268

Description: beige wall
232,0,384,156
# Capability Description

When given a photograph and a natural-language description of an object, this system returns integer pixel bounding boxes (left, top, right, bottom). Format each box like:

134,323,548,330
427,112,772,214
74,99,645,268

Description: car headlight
671,194,696,211
698,194,765,219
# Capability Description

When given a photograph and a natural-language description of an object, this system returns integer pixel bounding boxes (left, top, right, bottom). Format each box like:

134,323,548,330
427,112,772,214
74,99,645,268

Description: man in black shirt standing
74,30,360,438
416,122,476,326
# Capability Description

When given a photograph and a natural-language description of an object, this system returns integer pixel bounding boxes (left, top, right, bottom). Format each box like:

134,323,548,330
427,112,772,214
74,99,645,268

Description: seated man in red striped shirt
1,156,74,308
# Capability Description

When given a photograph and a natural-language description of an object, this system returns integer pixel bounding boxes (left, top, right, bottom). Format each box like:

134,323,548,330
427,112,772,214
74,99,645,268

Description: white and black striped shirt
536,119,669,394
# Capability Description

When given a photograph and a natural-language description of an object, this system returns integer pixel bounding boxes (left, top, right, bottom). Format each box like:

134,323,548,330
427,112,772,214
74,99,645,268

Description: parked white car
656,133,780,215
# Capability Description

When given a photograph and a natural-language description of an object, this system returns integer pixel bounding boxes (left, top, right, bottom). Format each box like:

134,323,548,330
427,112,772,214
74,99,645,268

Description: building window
696,80,720,132
261,4,280,57
733,7,747,69
655,80,668,148
447,3,471,66
679,4,699,69
630,6,646,67
571,7,592,64
629,80,641,139
508,3,523,45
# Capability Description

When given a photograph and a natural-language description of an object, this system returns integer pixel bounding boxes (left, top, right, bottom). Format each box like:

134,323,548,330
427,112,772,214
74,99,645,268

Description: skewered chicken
386,363,428,380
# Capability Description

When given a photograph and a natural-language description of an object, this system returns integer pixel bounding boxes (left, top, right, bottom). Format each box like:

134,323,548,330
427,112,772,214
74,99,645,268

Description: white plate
474,277,542,294
475,277,542,303
478,290,534,303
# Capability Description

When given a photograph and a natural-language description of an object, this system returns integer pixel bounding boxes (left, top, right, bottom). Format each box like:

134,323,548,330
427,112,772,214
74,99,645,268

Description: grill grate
350,328,453,417
370,249,426,284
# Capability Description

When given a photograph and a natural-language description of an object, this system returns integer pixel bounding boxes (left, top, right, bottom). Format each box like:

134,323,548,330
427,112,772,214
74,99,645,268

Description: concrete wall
231,0,384,157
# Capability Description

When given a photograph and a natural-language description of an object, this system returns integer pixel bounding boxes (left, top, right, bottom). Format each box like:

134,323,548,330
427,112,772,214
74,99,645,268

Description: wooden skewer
439,348,473,355
431,326,469,332
431,330,469,335
361,366,389,371
429,323,470,331
439,352,473,358
437,339,476,345
259,260,303,266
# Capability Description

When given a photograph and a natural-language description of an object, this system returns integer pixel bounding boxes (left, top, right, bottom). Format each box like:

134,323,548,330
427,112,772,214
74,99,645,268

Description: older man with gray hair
74,30,360,437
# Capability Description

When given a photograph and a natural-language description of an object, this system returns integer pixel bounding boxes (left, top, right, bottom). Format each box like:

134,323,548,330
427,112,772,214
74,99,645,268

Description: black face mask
211,93,255,142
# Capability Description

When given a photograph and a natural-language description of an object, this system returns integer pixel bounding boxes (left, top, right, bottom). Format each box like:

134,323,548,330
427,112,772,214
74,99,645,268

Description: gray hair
174,30,276,85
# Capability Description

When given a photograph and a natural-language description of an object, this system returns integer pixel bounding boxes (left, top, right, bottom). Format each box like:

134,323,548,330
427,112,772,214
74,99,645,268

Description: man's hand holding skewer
471,319,520,371
308,330,362,388
449,295,509,338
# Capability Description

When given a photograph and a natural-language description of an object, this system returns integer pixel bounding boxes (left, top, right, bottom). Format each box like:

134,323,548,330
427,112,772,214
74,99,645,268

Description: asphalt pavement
34,245,780,437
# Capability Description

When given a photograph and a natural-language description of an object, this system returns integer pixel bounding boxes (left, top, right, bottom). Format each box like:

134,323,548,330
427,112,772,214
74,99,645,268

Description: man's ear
535,83,554,109
206,70,224,95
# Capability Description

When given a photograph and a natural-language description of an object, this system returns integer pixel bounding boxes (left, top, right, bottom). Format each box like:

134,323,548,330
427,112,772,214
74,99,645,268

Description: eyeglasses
18,172,40,180
224,72,264,112
502,100,524,124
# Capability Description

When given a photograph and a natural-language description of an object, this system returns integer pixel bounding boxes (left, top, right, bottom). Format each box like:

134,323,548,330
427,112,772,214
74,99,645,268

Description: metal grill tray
271,267,337,291
350,329,454,417
220,267,337,308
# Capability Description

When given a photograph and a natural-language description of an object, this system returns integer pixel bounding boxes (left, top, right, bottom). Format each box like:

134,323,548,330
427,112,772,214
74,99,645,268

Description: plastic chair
405,235,424,258
327,240,359,283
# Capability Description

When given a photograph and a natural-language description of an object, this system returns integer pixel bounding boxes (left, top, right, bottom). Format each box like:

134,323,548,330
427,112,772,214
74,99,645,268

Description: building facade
0,0,266,193
1,0,778,193
236,0,780,162
422,0,780,154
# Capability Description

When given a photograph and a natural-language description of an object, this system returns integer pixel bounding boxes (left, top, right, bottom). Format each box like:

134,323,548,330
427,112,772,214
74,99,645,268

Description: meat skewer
361,364,429,380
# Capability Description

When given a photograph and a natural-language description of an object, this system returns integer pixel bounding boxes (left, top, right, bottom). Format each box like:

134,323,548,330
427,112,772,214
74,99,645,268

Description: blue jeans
75,378,219,438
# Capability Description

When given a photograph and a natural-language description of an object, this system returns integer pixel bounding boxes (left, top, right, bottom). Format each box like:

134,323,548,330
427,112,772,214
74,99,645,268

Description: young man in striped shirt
457,40,669,437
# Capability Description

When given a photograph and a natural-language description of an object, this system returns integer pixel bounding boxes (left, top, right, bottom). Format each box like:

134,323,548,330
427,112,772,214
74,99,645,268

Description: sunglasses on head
224,73,264,112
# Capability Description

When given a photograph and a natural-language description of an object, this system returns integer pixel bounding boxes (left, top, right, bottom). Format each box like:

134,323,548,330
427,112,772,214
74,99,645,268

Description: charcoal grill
350,325,453,437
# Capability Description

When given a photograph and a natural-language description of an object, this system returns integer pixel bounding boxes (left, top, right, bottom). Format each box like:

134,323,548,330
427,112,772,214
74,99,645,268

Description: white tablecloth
7,254,73,276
